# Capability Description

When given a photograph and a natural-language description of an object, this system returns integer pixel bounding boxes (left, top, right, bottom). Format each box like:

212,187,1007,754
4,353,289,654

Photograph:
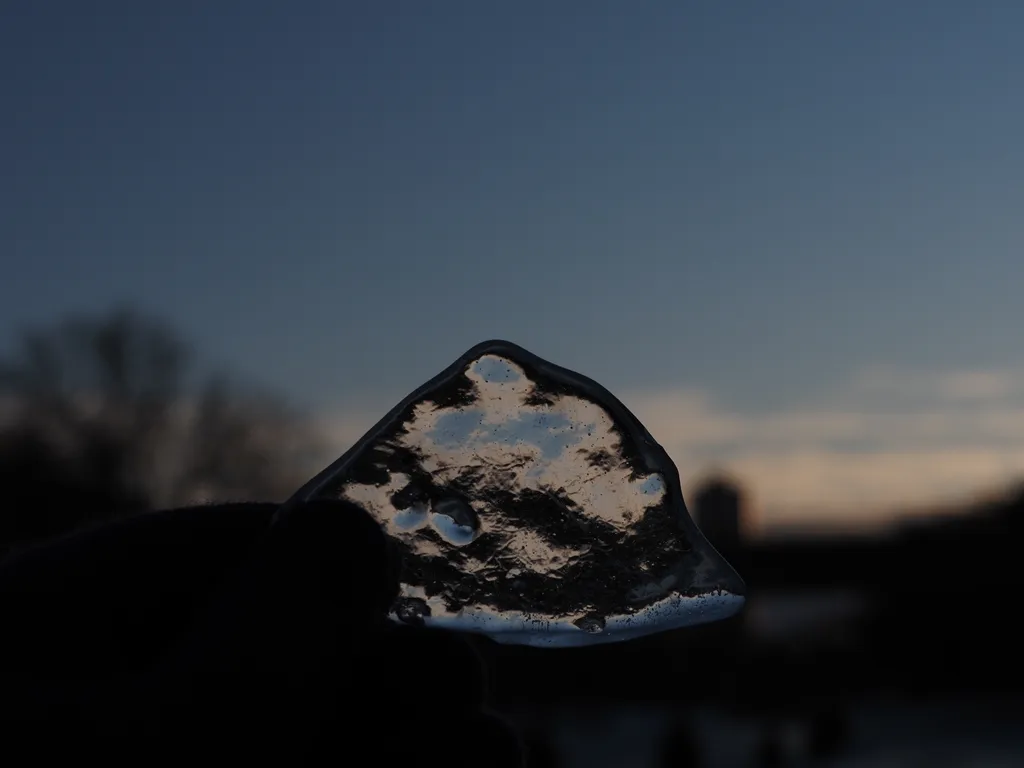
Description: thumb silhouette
149,499,398,760
0,499,523,767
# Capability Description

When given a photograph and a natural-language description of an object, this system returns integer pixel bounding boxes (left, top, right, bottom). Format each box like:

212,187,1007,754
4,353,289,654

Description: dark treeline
0,308,322,556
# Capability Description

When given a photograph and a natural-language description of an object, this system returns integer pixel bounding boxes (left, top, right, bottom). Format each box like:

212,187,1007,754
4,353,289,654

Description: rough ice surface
289,340,746,648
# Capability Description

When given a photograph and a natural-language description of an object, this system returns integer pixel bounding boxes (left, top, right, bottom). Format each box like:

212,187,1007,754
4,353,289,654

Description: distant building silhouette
692,476,744,556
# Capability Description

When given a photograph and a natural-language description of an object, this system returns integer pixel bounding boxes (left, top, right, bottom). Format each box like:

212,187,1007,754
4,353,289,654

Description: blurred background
3,2,1024,765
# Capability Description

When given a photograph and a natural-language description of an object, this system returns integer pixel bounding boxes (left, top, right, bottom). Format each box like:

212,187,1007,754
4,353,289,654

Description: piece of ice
284,340,746,647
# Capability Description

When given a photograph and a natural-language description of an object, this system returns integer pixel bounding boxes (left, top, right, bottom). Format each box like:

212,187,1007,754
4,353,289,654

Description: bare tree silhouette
0,308,323,552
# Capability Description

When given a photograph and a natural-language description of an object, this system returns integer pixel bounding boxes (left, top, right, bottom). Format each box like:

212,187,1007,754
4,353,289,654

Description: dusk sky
3,2,1024,529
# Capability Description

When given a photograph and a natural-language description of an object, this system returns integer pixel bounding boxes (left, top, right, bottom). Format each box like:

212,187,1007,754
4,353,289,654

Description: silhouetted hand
0,499,522,767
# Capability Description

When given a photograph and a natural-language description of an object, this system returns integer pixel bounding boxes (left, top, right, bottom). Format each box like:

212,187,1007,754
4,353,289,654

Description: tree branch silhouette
0,308,322,553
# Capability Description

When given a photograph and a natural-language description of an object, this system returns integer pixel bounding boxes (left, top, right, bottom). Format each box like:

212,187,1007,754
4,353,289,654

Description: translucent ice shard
285,340,745,647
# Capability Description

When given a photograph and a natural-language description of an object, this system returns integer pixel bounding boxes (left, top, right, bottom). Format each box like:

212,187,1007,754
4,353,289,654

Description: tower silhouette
691,476,744,557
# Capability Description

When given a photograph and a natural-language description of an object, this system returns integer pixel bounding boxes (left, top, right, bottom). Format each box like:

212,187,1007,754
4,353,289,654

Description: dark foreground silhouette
658,715,701,767
0,499,522,767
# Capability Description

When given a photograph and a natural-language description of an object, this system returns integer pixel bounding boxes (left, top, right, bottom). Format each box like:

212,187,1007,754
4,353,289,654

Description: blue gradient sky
3,2,1024,526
